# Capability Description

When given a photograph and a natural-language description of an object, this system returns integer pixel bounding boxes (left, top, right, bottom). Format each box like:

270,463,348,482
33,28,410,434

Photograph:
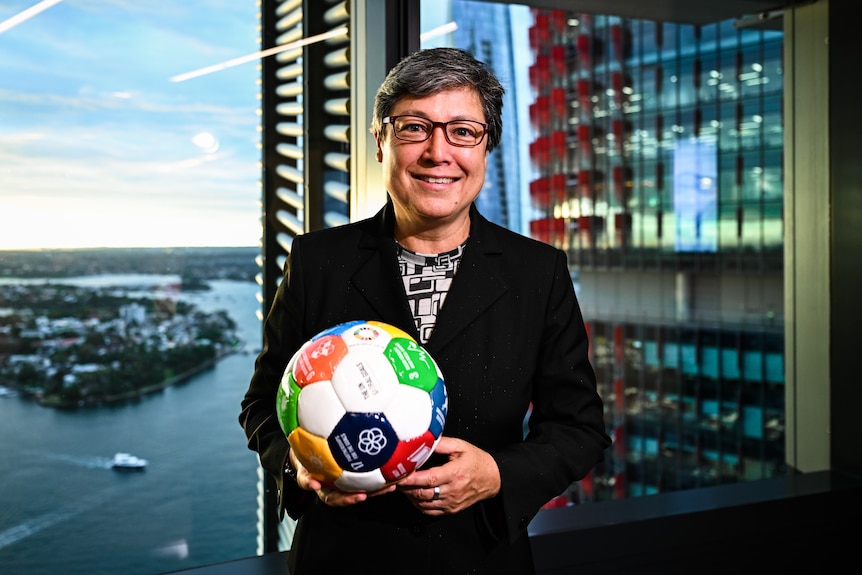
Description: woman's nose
423,125,452,159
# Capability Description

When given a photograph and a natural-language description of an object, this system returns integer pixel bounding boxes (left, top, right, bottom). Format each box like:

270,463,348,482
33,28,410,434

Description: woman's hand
291,448,395,506
396,436,501,515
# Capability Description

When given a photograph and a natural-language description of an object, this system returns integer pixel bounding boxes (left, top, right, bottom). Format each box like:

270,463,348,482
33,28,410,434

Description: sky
0,0,262,249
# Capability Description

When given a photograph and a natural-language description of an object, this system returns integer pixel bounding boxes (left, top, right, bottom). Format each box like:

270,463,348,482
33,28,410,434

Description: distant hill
0,247,260,283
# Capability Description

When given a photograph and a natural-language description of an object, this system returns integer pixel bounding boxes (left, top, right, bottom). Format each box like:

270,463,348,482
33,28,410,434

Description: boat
111,452,148,470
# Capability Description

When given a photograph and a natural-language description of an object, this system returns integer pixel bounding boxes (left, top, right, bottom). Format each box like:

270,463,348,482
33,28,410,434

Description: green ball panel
384,337,443,392
276,371,300,436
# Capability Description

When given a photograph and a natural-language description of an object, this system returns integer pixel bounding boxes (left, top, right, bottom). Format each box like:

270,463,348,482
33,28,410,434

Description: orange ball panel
288,426,343,484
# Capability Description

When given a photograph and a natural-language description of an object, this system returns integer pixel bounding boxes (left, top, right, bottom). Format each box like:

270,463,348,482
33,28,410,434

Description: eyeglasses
383,115,488,147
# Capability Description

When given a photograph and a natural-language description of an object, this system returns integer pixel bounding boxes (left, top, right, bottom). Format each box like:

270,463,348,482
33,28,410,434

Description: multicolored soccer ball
275,320,448,492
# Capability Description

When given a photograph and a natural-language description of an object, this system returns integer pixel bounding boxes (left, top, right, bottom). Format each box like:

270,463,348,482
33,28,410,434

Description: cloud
0,0,261,248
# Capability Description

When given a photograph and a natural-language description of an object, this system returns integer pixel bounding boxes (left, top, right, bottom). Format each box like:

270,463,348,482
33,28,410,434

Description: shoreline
34,342,242,409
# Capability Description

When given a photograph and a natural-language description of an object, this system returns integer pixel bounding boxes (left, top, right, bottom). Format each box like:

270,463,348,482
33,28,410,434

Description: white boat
111,452,148,470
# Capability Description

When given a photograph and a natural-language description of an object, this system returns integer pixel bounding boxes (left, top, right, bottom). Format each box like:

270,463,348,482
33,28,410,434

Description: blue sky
0,0,261,248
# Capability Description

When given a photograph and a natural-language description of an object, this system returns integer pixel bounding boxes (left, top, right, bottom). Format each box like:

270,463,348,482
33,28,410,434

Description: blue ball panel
327,412,399,474
428,378,448,438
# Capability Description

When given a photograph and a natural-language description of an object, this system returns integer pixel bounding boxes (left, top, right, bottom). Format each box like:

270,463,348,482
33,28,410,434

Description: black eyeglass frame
382,115,489,148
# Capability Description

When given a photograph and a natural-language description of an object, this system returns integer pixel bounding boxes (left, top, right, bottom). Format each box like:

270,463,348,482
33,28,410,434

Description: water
0,279,265,575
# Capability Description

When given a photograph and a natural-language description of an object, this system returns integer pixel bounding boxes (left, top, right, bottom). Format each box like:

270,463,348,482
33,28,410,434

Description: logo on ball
358,428,388,455
351,325,381,342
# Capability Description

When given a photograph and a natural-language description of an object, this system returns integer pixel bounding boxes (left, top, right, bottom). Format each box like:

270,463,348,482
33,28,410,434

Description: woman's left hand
396,436,501,515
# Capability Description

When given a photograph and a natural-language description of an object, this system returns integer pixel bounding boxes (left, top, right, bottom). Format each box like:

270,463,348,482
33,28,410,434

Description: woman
239,47,611,574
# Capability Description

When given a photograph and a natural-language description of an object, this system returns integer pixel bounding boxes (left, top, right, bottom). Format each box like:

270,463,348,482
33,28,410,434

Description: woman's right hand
292,450,395,506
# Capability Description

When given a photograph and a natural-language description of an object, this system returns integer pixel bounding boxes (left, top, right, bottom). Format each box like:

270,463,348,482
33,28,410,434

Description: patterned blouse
396,240,467,344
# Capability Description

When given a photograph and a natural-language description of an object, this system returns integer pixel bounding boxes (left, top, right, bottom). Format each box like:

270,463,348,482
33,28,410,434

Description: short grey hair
371,47,505,152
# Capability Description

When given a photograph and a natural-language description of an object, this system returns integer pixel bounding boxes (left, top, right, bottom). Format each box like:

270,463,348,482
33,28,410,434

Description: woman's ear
374,132,383,162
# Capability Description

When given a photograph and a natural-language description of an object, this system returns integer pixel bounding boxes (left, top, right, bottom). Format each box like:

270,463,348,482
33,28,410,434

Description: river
0,278,265,575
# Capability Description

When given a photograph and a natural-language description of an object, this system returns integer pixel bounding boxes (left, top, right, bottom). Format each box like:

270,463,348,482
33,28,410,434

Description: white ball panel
330,350,401,413
339,323,394,352
296,380,345,437
384,385,433,439
334,467,387,492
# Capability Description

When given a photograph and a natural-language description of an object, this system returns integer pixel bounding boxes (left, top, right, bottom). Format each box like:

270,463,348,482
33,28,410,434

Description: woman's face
376,87,488,232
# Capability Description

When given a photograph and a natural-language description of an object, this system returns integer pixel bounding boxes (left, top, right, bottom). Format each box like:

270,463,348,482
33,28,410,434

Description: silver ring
432,485,440,501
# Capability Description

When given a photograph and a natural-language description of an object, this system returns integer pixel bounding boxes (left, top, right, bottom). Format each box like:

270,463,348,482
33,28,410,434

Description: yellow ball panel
288,427,343,484
368,320,414,341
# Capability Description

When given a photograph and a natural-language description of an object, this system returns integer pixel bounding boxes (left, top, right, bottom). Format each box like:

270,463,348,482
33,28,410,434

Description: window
0,2,261,574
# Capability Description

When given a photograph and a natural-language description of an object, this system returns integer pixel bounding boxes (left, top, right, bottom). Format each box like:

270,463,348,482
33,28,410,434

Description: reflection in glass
423,0,785,504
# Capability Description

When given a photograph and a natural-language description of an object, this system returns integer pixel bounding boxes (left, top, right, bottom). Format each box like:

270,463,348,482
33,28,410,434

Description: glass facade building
449,1,525,233
526,9,786,500
444,1,787,502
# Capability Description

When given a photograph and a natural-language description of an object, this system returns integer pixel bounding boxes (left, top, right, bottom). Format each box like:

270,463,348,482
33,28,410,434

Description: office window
0,2,261,574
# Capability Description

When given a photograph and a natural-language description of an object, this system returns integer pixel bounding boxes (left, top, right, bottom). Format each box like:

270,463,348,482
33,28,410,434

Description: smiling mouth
417,175,456,184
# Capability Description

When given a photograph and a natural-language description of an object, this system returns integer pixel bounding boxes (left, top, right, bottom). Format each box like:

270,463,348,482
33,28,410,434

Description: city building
523,7,786,501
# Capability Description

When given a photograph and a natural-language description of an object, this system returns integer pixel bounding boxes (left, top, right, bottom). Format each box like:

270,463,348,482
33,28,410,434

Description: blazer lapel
426,206,508,353
350,206,419,337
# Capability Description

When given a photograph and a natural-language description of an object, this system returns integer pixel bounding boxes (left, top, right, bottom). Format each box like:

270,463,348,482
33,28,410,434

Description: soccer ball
275,320,448,492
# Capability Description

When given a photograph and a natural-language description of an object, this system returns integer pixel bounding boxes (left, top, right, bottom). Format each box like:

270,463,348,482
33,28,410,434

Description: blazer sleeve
492,249,612,543
238,236,313,520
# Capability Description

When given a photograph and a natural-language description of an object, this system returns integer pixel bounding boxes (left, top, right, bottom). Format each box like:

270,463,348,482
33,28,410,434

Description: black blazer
240,200,611,574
